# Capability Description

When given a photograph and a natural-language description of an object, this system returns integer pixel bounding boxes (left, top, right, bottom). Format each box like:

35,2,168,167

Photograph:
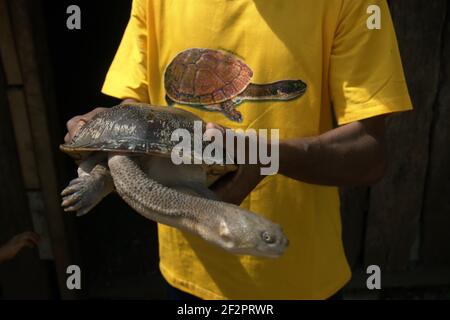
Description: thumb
204,122,226,137
204,122,226,147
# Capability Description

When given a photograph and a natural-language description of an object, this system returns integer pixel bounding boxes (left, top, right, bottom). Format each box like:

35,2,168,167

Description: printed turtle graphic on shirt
164,48,307,123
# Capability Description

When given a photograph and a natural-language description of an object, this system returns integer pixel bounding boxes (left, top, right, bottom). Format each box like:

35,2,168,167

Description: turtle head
206,205,289,258
270,79,307,100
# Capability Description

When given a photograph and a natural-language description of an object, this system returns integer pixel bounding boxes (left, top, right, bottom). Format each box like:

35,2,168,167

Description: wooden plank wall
421,2,450,267
0,0,77,298
0,58,53,299
342,0,450,284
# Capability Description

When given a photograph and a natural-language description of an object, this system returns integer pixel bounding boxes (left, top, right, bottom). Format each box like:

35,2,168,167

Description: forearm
278,116,387,186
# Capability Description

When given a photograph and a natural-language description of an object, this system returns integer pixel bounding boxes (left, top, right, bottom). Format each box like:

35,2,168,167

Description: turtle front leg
61,162,114,216
220,100,243,123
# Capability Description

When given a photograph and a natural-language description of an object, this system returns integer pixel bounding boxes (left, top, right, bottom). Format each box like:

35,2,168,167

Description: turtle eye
261,231,276,244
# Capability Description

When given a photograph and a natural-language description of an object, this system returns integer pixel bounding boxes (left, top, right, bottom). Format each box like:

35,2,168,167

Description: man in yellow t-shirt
65,0,412,299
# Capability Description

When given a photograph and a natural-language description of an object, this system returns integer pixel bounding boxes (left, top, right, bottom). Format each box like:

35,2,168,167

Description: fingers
65,116,87,143
205,122,252,163
64,107,108,143
205,122,227,132
64,132,71,143
204,122,228,152
1,232,40,260
14,231,40,247
26,232,41,246
204,123,223,141
22,239,35,249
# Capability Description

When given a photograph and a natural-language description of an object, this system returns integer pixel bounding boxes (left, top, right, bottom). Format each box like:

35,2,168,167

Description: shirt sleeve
101,0,150,102
329,0,413,125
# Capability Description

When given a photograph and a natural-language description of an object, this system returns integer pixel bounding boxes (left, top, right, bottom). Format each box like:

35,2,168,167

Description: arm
211,115,388,205
279,115,387,186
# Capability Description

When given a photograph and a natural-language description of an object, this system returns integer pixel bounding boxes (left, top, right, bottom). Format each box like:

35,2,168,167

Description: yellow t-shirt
102,0,412,299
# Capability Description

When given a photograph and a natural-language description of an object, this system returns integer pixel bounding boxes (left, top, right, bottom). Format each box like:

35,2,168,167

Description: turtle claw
224,111,243,123
61,184,82,196
229,113,243,123
61,198,74,208
221,101,243,123
63,204,81,212
69,177,85,186
60,175,104,216
61,191,82,207
63,203,89,216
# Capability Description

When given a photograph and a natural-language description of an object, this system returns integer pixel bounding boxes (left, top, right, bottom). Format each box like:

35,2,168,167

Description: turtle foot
221,101,243,123
61,172,112,216
226,112,243,123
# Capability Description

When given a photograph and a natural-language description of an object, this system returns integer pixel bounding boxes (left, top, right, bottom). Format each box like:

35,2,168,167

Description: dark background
43,0,165,298
0,0,449,299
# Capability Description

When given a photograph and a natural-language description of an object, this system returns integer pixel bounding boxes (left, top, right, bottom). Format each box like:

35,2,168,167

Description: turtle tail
238,80,307,101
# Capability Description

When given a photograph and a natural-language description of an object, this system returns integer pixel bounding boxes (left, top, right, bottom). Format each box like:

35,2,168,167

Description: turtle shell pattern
165,48,253,105
61,104,208,161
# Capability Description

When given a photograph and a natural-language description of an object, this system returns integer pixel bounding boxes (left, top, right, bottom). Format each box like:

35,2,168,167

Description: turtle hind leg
220,100,243,123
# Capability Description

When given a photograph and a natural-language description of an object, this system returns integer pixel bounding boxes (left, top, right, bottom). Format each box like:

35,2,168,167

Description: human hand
205,122,265,205
0,232,40,262
64,107,108,143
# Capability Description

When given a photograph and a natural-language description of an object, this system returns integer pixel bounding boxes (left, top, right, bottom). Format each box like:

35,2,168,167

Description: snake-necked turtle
164,48,307,123
60,103,288,257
